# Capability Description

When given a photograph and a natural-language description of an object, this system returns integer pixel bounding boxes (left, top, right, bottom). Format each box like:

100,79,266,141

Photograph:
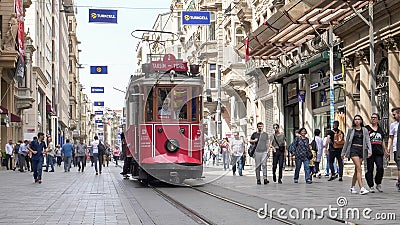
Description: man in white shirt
5,140,14,170
388,107,400,191
90,136,102,175
230,132,245,176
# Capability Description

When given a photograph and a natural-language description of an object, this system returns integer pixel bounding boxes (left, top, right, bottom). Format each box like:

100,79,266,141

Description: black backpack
310,138,318,151
98,141,106,155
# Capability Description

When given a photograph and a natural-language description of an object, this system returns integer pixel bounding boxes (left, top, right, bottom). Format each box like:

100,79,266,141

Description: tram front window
158,88,176,119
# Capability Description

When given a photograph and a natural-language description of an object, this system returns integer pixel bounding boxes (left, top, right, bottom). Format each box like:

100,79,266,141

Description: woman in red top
221,138,230,171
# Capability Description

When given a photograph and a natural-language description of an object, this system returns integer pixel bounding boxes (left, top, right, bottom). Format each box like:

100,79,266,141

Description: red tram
125,54,203,184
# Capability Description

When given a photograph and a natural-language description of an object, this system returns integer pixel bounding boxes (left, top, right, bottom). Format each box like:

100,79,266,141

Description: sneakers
350,186,357,194
264,179,269,184
257,179,261,185
360,187,369,195
369,187,375,193
338,177,343,182
306,180,312,184
376,184,383,192
278,179,282,184
328,176,337,181
294,180,298,183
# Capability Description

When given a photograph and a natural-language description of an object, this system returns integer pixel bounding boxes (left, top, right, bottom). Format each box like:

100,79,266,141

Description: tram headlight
165,138,180,153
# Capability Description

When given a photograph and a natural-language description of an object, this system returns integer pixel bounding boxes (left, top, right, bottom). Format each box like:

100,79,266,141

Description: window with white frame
210,64,216,89
236,28,244,46
209,13,216,41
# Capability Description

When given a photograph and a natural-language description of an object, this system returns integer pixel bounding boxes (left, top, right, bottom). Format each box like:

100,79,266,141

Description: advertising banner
89,9,118,24
182,11,210,25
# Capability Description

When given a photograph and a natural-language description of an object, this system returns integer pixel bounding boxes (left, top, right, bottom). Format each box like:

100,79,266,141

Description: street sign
182,11,210,25
95,111,103,115
334,73,343,81
89,9,118,24
91,87,104,93
95,120,102,123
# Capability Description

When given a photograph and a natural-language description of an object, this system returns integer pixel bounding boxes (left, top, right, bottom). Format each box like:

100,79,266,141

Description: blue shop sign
182,11,211,25
89,9,118,24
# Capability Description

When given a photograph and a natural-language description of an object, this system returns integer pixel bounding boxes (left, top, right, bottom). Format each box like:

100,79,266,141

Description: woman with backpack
341,115,372,195
291,128,312,184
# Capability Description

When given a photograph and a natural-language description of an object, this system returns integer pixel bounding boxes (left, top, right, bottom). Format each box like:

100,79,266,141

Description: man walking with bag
250,122,270,185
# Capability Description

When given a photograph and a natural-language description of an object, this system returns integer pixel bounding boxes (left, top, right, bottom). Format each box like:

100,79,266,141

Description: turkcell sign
95,111,103,115
91,87,104,93
89,9,118,24
182,11,210,25
94,101,104,106
95,120,102,124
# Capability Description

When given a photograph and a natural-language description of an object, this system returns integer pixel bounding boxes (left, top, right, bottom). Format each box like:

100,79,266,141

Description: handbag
248,144,255,158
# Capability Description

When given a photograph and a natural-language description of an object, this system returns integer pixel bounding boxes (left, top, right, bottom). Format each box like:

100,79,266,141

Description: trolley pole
369,0,376,114
217,66,222,140
329,25,335,129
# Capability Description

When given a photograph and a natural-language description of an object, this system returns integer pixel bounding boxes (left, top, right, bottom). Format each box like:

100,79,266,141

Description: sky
75,0,171,111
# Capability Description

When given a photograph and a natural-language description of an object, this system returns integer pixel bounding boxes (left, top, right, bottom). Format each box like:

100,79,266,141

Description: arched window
236,28,244,46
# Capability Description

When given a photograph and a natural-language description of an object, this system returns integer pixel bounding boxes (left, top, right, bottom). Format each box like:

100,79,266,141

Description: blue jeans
32,157,44,180
294,158,311,182
46,155,54,171
64,156,72,172
222,151,230,170
231,155,243,175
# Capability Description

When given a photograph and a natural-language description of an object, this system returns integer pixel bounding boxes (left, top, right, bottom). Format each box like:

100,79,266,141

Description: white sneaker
376,184,383,192
360,187,369,195
369,186,375,193
350,186,357,194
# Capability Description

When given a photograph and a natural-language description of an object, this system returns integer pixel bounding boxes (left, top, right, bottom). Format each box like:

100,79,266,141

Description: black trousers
5,154,12,170
314,161,320,174
122,156,132,175
365,154,384,187
329,149,343,177
272,151,285,180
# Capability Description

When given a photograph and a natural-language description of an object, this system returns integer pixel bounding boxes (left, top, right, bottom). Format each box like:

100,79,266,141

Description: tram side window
191,88,200,122
146,88,154,121
174,88,187,120
158,88,174,119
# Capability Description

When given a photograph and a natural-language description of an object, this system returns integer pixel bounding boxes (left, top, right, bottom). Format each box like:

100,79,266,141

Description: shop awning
0,106,9,114
10,113,21,122
241,0,369,59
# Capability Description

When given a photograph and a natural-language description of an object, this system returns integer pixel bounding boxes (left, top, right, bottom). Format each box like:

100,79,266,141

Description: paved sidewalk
0,163,142,225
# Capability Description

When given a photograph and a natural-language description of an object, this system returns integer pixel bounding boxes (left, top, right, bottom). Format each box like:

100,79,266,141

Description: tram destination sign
150,61,188,72
150,54,188,72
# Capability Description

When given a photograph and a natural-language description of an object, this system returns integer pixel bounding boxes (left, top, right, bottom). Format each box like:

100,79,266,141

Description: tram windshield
145,85,202,122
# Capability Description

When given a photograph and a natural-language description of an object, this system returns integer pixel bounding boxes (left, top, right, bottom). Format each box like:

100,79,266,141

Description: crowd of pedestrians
2,109,400,195
1,133,123,183
201,110,400,195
